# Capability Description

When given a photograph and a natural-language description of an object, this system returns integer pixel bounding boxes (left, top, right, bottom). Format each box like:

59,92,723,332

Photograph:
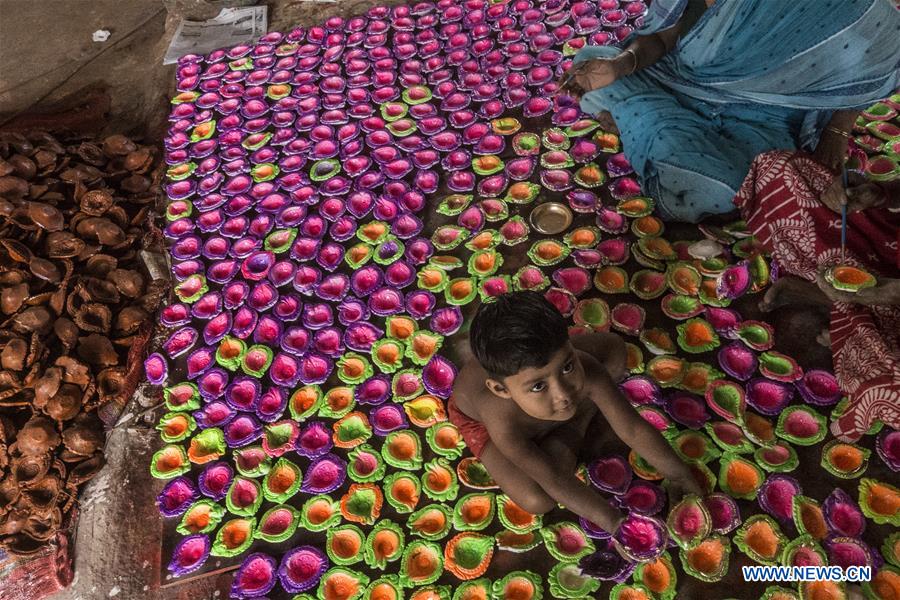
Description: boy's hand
665,475,705,507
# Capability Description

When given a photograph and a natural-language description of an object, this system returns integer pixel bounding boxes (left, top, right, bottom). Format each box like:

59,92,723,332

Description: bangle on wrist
619,48,638,76
825,126,851,139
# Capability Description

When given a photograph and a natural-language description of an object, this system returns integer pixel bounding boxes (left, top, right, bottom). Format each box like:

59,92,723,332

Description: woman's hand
813,129,850,172
819,177,884,214
815,272,900,306
559,55,631,98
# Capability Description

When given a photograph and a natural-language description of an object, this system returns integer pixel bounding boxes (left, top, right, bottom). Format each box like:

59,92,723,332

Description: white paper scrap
163,6,268,65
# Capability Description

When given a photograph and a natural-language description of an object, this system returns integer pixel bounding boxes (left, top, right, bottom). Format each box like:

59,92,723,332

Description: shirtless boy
449,291,703,535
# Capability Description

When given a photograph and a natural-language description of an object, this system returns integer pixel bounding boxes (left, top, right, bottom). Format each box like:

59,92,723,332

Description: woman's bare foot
597,110,619,135
760,276,830,312
816,328,831,347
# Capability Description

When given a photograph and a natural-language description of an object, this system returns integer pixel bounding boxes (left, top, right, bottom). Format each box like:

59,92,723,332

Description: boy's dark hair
469,290,568,379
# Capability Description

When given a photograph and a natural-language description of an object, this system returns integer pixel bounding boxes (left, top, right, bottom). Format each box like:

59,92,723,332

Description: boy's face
488,342,586,421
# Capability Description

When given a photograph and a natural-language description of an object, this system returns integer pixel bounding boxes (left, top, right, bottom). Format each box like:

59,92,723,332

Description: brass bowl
529,202,573,235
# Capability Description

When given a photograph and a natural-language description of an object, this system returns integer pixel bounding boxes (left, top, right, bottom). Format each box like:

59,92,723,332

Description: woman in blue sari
564,0,900,222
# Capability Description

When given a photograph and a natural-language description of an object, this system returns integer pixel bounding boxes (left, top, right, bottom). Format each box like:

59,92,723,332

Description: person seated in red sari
733,148,899,443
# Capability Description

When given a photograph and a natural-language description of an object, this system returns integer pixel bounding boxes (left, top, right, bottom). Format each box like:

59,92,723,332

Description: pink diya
745,378,794,416
717,342,758,381
587,455,633,495
595,206,629,235
616,481,666,516
758,475,803,524
665,391,710,429
620,376,663,406
876,429,900,472
370,404,409,436
704,493,742,535
552,267,592,296
198,461,233,501
168,534,211,576
277,546,327,594
613,513,668,562
823,488,866,538
545,287,578,318
231,553,277,599
608,177,642,200
610,303,645,337
796,370,842,406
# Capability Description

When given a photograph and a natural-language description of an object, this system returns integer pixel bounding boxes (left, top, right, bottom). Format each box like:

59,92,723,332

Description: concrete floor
1,2,891,600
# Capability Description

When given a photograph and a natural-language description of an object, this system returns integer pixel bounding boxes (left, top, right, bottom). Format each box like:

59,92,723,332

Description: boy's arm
571,331,627,382
586,364,704,500
490,426,625,532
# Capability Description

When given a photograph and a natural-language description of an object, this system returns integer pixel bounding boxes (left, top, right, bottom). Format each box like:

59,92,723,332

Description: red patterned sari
734,150,900,442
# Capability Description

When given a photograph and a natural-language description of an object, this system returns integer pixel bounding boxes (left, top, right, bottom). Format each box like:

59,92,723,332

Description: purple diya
613,513,669,562
354,375,391,406
194,401,236,430
703,493,742,534
157,476,199,517
757,475,803,524
168,534,211,576
301,453,347,493
278,546,328,594
665,392,710,429
296,422,334,458
231,553,278,599
406,290,437,319
620,376,663,406
430,306,464,336
745,378,794,416
370,404,409,436
823,488,866,538
578,539,636,582
587,455,633,495
579,517,612,540
144,353,167,386
717,343,758,381
796,370,842,406
824,536,875,570
198,461,233,500
615,481,666,516
876,429,900,471
224,414,263,447
422,355,457,398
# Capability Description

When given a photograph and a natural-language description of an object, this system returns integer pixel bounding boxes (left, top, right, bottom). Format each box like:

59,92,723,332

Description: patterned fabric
734,150,900,442
574,0,900,222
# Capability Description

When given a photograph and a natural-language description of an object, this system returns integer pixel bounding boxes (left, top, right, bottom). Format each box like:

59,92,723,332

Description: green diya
776,406,827,446
527,239,570,266
452,578,493,600
504,181,541,204
210,517,255,557
492,571,543,600
176,499,225,535
340,483,383,526
156,412,196,443
792,495,828,541
548,562,600,599
594,266,630,294
150,444,190,479
255,504,300,544
825,264,877,292
299,494,340,531
426,422,465,459
317,568,370,600
858,477,900,526
495,530,541,553
261,457,302,503
444,277,479,305
679,534,731,583
437,193,473,216
327,524,366,566
497,494,542,533
382,429,423,470
734,514,788,565
676,318,720,353
421,458,459,502
541,521,595,561
384,472,422,514
399,540,444,587
444,532,494,580
610,583,654,600
464,229,502,252
364,520,405,570
452,493,496,531
718,453,765,500
407,504,452,541
634,552,677,600
821,440,870,479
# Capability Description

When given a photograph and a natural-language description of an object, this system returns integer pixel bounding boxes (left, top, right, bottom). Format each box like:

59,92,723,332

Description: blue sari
574,0,900,222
